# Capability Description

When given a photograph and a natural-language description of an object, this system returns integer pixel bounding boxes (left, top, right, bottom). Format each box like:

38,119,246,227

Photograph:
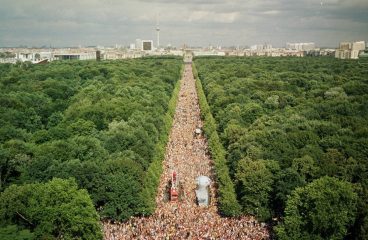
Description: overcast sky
0,0,367,48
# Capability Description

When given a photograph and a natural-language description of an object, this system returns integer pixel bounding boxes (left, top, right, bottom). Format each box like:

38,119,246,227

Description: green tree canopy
276,176,358,240
0,178,102,240
235,158,276,220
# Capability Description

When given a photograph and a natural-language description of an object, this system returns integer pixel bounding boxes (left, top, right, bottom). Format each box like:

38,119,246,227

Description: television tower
156,15,160,49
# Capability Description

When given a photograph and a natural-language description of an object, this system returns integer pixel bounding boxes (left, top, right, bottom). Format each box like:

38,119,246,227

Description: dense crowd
103,64,269,239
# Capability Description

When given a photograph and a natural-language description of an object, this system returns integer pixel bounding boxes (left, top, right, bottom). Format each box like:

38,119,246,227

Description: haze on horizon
0,0,367,48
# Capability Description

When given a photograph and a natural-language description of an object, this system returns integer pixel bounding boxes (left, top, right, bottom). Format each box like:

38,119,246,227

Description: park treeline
194,56,368,240
193,63,241,216
0,57,182,239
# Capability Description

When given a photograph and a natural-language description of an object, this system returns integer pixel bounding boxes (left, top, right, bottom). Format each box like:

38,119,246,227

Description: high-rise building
336,41,366,59
352,41,366,51
339,42,351,50
142,40,154,51
134,39,154,51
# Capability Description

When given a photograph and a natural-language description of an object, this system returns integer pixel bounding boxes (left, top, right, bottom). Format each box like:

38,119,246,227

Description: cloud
0,0,367,47
187,11,239,23
262,10,281,15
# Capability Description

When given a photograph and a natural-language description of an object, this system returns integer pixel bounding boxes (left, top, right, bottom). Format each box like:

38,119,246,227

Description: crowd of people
103,63,270,240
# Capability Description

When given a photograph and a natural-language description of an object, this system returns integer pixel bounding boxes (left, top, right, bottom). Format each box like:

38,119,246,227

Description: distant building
103,50,144,60
286,42,315,51
134,39,154,51
250,43,272,51
335,41,366,59
319,49,336,56
335,50,350,59
53,52,96,60
192,51,225,56
40,51,52,60
352,41,366,59
241,47,305,57
96,51,101,61
15,52,34,61
339,42,351,50
250,44,263,51
142,40,154,51
352,41,365,51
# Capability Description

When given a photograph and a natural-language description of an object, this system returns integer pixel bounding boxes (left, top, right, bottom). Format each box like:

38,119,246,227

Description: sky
0,0,367,48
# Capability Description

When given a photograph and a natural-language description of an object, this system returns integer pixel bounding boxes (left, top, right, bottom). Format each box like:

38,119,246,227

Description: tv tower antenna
156,14,160,49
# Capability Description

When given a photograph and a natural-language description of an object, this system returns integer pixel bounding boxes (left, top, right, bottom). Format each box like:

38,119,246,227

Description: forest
0,57,182,239
194,56,368,240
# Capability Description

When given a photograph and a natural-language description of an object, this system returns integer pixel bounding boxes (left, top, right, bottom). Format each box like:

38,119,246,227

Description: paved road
103,63,269,240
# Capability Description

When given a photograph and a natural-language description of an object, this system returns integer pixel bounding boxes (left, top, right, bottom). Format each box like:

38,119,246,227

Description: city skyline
0,0,367,48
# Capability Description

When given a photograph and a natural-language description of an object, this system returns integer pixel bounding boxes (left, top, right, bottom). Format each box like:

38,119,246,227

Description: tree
273,168,305,214
100,158,144,221
265,95,280,109
235,158,274,221
0,140,31,190
276,176,358,240
291,155,319,182
319,149,358,181
101,172,142,221
67,119,97,136
0,225,34,240
195,56,368,237
71,136,108,162
0,178,102,240
0,57,184,223
47,160,107,207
